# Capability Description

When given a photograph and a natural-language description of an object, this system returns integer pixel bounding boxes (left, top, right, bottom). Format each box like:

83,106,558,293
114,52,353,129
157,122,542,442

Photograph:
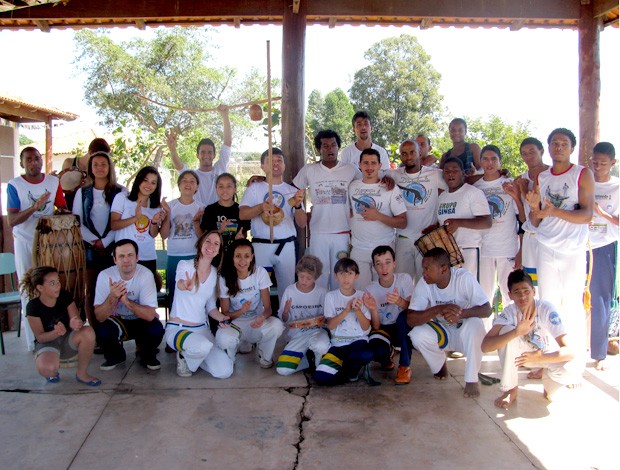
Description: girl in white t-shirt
163,230,233,378
111,166,167,278
160,170,203,304
215,239,284,369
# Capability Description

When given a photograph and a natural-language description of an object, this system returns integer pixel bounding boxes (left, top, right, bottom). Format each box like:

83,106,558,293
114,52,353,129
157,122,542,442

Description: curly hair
20,266,57,299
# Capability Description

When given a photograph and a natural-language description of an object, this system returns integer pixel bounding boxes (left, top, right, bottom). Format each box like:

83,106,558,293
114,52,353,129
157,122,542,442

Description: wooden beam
293,0,300,15
593,0,617,17
328,16,336,28
510,19,525,31
135,19,146,30
34,19,50,32
578,1,600,168
281,0,306,183
420,18,433,29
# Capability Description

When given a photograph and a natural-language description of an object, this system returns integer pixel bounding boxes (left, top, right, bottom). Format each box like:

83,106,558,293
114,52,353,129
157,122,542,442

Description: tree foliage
434,115,532,177
349,34,443,148
73,28,273,172
305,88,354,160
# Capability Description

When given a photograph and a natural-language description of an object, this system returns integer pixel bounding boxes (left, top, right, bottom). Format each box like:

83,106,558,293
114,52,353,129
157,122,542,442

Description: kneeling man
481,269,575,409
407,248,491,397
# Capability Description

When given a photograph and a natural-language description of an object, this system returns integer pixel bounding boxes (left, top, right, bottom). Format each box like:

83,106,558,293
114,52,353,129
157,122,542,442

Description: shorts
34,331,78,359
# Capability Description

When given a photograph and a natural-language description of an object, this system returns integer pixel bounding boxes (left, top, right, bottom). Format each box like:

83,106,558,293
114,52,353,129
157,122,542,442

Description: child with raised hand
200,172,250,256
276,255,329,375
163,230,233,379
365,245,415,384
160,169,204,304
215,239,284,369
22,266,100,386
314,258,376,385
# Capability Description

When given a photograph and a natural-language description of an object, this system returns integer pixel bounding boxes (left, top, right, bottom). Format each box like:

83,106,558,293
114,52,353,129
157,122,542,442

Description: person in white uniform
340,111,391,170
7,147,68,350
167,104,232,207
526,128,594,377
240,148,306,300
482,270,576,409
436,157,491,277
275,255,330,375
293,130,360,290
349,148,407,289
164,230,233,378
388,139,446,281
216,239,285,369
407,248,491,398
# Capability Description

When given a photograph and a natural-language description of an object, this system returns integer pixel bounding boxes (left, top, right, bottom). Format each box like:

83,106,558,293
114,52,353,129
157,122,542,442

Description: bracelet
294,204,302,210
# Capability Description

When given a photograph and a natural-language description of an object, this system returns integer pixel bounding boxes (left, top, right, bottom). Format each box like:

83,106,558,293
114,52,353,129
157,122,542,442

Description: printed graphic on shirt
438,201,456,216
397,183,430,206
314,180,348,205
135,214,150,233
263,190,286,208
173,213,194,238
352,195,377,213
545,183,570,209
486,194,508,219
27,190,52,212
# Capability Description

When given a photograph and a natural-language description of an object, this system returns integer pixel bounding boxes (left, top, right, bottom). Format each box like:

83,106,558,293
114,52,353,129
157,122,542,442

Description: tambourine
59,168,87,192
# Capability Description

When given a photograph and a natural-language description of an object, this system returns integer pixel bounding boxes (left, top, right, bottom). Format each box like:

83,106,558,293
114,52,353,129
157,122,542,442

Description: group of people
7,108,617,411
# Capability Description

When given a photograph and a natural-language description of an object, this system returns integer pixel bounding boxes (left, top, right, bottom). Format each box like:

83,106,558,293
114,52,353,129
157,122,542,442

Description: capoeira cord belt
288,317,325,328
251,235,297,255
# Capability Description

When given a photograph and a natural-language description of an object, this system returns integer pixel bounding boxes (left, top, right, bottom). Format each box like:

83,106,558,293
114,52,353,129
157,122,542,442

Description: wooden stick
267,40,274,243
133,93,281,113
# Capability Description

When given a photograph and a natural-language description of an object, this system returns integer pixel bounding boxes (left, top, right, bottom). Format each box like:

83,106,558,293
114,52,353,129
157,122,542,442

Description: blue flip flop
46,373,60,383
75,375,101,387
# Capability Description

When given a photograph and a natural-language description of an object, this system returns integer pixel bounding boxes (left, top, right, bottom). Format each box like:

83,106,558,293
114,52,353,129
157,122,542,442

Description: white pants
537,243,586,376
253,240,296,300
309,232,350,291
460,247,480,280
521,232,540,289
409,317,486,383
14,236,35,350
479,256,514,306
395,235,423,283
276,328,331,375
164,323,233,379
497,325,574,392
215,316,284,364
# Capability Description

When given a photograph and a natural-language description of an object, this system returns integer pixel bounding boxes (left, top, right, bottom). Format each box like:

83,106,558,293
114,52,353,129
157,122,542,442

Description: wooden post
281,0,306,181
45,116,53,172
578,1,600,168
267,40,274,242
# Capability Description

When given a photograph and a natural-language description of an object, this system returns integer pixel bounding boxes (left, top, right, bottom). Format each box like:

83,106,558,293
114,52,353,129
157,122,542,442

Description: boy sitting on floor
481,269,575,409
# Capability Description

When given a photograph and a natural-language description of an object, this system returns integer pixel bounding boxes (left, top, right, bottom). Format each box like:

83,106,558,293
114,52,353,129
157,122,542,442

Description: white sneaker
176,352,192,377
256,348,273,369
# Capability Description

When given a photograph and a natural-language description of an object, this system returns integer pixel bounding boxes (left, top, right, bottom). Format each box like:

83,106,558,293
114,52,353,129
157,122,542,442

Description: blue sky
1,24,617,150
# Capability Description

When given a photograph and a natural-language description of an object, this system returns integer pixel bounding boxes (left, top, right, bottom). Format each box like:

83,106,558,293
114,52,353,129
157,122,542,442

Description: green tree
349,34,443,148
433,115,532,177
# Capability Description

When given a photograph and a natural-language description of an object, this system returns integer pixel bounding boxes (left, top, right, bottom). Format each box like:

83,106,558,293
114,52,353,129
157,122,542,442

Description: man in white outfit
340,111,391,171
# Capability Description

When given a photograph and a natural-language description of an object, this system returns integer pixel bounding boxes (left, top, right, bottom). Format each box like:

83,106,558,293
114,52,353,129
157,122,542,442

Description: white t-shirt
324,289,371,346
181,145,231,207
73,186,127,248
169,260,217,324
349,180,406,251
474,177,519,257
167,199,203,256
387,166,447,239
437,183,490,249
240,181,300,239
219,266,272,320
293,161,360,234
341,142,391,170
536,164,589,253
590,176,619,249
6,174,61,242
111,193,161,261
493,299,566,353
94,264,158,320
365,273,414,325
409,267,488,325
278,283,327,338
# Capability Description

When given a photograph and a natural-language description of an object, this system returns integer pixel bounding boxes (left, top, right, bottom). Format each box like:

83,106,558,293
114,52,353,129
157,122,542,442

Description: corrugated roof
0,93,78,123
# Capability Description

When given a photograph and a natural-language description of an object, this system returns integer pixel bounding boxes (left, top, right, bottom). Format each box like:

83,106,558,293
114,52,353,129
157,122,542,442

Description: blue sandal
46,373,60,383
75,375,101,387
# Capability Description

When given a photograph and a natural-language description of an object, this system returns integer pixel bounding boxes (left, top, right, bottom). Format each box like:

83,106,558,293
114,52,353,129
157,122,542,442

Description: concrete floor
0,323,617,470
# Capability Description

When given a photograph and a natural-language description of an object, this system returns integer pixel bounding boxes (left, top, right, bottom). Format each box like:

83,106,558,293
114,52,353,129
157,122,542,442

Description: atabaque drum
33,215,86,310
414,225,464,268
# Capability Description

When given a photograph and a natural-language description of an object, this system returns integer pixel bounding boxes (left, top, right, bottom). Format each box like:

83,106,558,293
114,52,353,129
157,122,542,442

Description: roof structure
0,0,617,31
0,93,78,123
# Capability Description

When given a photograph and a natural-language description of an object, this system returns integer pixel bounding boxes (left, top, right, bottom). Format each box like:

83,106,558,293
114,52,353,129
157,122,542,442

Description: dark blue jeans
314,339,373,386
96,316,164,363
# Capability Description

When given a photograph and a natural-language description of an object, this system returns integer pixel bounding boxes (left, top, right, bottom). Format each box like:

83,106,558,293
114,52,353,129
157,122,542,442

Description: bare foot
527,368,543,380
434,361,449,380
594,360,606,371
494,387,518,408
463,382,480,398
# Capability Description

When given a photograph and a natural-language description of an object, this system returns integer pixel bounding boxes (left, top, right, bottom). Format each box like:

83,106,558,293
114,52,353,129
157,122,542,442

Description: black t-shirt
26,290,73,333
200,202,250,252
